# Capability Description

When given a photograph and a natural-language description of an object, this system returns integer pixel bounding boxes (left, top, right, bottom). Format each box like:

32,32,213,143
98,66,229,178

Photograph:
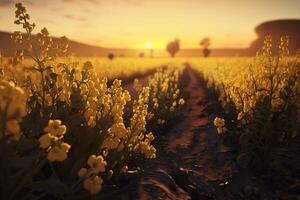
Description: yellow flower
102,137,120,150
43,119,67,136
145,146,156,159
178,98,185,105
146,132,154,142
87,155,107,174
47,142,71,162
139,141,156,159
153,102,159,109
83,176,103,195
237,112,244,121
6,119,21,139
39,119,71,162
78,167,88,178
84,109,93,119
6,103,26,118
172,101,177,107
157,119,165,125
87,116,96,127
110,123,127,139
0,80,26,120
111,104,122,117
107,170,113,180
213,117,225,128
38,133,57,149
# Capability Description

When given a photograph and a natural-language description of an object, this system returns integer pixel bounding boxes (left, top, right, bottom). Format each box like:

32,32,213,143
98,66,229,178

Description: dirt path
99,65,299,200
135,66,234,200
122,74,149,99
99,65,234,200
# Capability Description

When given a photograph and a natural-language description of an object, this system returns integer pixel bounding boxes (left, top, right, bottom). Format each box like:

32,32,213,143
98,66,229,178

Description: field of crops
191,40,300,168
0,3,299,200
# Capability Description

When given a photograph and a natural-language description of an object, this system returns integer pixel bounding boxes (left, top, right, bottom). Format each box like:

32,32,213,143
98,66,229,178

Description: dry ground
96,65,235,200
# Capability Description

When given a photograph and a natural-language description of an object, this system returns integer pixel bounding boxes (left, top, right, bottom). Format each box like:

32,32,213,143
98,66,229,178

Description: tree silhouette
139,52,145,58
108,53,115,60
166,39,180,57
200,38,211,57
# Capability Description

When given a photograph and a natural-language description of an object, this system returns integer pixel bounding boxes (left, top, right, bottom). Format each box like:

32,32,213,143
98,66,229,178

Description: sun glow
146,41,153,49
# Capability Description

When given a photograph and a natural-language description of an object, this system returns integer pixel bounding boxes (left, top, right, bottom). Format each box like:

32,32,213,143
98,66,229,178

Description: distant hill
0,31,135,57
249,19,300,55
1,19,299,57
0,31,248,57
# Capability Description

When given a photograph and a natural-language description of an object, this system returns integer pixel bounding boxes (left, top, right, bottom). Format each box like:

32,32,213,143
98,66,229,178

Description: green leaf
239,133,251,145
68,113,85,126
10,155,37,169
237,152,253,168
24,66,39,71
16,137,38,152
27,178,68,197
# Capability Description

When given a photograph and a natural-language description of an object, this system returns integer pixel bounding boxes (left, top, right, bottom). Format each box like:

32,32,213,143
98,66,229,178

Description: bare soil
96,65,236,200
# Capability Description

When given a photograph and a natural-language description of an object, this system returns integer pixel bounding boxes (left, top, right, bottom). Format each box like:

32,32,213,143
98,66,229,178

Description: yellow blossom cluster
38,120,71,162
190,36,300,170
146,67,185,125
54,61,132,129
213,117,227,134
52,62,158,193
190,36,300,124
12,3,68,66
0,3,188,198
128,87,156,159
102,122,127,150
78,155,107,195
0,80,26,140
77,57,184,81
138,132,156,159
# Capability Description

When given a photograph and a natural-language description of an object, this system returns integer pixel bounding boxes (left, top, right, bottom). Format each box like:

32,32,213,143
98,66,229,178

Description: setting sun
0,0,299,50
146,41,153,49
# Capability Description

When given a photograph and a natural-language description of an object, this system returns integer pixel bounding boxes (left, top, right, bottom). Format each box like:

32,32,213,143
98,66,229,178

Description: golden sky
0,0,299,49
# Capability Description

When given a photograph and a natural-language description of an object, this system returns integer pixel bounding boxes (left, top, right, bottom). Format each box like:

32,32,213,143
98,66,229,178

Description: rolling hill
1,19,299,57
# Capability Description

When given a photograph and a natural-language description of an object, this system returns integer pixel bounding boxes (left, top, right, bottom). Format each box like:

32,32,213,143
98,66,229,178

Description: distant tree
150,49,154,58
108,53,115,60
166,39,180,57
139,52,145,58
200,38,211,57
119,54,124,57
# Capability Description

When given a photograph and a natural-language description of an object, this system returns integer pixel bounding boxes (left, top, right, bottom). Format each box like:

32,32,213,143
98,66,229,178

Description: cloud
123,0,143,6
121,31,133,36
0,0,46,7
40,18,56,24
85,0,100,4
62,14,87,22
61,0,100,4
24,0,37,6
61,0,143,6
0,0,12,6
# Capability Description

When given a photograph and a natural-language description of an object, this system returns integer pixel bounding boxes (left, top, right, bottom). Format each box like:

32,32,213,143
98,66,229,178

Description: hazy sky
0,0,299,49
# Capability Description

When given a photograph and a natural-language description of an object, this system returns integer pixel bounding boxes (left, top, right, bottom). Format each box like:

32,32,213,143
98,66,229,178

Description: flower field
190,38,300,171
0,3,299,200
